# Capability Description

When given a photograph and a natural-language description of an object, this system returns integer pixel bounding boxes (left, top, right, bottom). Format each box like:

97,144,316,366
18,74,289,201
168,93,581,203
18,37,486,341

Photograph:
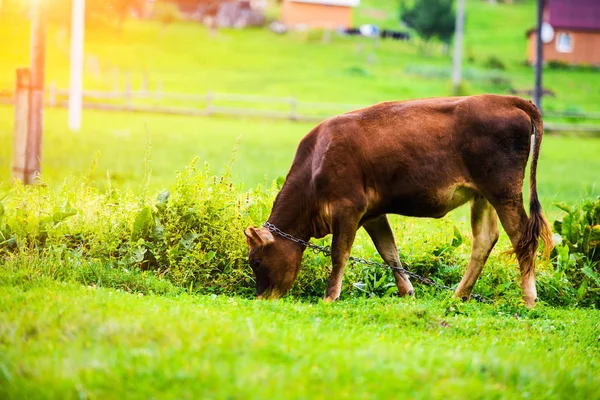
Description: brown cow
244,94,553,307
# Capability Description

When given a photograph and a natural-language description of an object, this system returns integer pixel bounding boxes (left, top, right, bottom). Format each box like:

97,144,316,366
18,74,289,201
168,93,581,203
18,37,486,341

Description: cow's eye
252,260,261,269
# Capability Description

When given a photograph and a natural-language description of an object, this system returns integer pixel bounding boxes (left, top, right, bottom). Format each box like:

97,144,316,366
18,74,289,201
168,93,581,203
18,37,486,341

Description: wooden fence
43,86,367,123
1,86,599,134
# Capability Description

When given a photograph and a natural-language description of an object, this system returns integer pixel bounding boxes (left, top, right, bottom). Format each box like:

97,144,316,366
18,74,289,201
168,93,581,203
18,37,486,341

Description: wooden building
527,0,600,66
280,0,359,29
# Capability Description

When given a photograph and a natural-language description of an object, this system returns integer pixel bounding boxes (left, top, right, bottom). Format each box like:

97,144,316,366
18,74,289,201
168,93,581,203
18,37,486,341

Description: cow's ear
244,227,261,247
244,227,274,247
258,229,275,246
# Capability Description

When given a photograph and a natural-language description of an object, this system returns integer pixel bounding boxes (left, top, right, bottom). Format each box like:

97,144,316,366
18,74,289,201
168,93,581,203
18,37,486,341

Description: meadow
1,279,599,399
1,0,599,398
1,0,600,110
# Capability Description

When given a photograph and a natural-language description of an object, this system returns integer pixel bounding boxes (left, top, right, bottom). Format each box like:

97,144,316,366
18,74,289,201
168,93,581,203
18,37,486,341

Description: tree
400,0,456,46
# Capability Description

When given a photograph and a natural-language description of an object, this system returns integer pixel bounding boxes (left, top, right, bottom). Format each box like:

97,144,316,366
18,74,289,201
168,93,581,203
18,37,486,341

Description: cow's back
308,95,535,219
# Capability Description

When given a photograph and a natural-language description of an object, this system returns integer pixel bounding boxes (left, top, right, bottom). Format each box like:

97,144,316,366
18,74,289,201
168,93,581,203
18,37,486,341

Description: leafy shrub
0,165,474,301
1,162,599,308
547,60,570,70
0,161,273,297
484,55,506,71
546,198,600,307
546,61,599,72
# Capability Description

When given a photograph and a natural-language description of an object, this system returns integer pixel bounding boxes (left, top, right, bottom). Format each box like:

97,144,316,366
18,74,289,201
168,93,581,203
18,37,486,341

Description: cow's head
244,226,304,299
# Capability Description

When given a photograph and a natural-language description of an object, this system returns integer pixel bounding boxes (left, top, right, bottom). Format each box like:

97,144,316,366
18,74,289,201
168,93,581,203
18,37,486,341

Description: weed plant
1,160,598,307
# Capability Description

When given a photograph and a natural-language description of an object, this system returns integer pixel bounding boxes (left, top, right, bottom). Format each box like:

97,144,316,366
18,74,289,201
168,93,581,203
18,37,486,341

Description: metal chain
263,221,491,303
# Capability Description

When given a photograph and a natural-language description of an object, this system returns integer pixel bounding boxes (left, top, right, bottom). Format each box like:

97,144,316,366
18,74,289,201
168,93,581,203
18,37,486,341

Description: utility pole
533,0,544,110
69,0,86,132
26,0,46,184
452,0,466,95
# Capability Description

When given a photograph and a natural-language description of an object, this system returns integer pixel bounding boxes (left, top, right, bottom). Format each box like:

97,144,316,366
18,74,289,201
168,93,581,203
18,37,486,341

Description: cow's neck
267,180,315,242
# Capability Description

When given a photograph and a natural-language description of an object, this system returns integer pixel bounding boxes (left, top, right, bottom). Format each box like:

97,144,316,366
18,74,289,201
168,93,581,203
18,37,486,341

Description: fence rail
1,87,599,134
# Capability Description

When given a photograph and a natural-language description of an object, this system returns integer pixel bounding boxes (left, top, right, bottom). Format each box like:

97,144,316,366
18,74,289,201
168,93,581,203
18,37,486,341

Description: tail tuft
514,99,553,273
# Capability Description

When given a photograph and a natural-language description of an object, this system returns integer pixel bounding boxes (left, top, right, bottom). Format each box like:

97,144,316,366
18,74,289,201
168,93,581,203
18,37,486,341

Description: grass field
1,278,599,399
1,0,599,398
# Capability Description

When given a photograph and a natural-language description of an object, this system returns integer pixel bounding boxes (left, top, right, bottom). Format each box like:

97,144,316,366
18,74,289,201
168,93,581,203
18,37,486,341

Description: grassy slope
1,279,599,400
1,1,599,109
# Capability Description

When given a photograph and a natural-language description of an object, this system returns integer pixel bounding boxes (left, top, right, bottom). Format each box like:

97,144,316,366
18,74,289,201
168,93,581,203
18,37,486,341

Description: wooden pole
13,69,31,183
49,82,56,107
125,71,133,110
290,97,297,121
452,0,465,95
26,0,46,184
68,0,86,132
534,0,544,110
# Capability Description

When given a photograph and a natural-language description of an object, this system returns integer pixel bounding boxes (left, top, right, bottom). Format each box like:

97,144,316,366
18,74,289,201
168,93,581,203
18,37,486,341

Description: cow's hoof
407,290,415,296
323,295,338,303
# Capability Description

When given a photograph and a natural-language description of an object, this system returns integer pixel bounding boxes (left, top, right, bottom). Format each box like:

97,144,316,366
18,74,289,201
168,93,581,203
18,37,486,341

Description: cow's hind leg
493,196,538,307
363,215,415,296
324,208,362,302
455,196,499,300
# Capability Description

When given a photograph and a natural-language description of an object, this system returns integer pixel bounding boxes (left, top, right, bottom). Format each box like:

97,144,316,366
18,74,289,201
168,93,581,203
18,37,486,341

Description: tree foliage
400,0,456,44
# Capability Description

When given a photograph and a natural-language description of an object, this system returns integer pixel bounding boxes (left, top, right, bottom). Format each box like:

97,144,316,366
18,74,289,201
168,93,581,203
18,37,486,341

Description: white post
68,0,85,132
27,0,46,184
452,0,465,95
49,81,56,107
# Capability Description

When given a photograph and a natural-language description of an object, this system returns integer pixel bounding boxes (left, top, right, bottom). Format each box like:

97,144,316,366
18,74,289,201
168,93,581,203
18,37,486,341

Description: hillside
0,0,598,113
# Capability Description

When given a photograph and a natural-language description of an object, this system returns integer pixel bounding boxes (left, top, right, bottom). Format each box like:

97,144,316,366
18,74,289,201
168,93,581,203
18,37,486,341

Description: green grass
1,278,599,400
0,107,311,190
1,2,599,397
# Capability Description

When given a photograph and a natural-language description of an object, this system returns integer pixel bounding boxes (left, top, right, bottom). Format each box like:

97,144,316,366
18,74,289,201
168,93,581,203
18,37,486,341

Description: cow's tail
515,99,553,272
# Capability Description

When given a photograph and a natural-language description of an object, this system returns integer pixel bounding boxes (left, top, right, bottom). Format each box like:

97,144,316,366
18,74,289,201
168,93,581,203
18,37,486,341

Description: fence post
322,28,332,44
48,81,56,107
13,68,31,183
289,97,297,121
156,79,163,103
125,72,132,110
140,71,148,95
206,91,214,115
112,67,119,92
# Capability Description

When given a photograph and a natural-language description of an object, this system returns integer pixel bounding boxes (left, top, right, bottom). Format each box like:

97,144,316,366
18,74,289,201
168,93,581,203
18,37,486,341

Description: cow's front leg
363,215,414,296
324,215,359,302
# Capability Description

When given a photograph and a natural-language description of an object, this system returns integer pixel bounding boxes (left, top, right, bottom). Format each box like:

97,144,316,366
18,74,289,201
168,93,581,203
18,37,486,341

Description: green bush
0,161,273,297
1,163,598,307
545,197,600,307
547,60,571,70
484,55,506,71
0,162,473,300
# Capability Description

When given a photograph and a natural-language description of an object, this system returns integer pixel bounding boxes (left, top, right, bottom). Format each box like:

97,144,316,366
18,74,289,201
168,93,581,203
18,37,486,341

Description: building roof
547,0,600,31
